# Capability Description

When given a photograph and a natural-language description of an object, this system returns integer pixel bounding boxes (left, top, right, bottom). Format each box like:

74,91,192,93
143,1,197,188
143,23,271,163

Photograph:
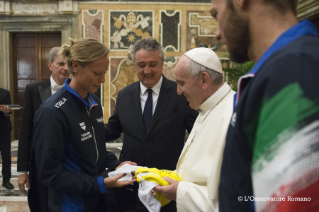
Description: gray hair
131,38,164,64
184,55,223,84
48,47,61,63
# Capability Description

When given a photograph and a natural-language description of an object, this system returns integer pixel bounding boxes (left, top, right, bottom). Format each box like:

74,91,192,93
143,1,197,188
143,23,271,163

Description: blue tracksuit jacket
34,79,120,212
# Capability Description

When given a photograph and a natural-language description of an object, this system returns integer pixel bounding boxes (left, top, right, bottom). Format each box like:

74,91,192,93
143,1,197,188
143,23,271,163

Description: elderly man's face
48,55,70,85
134,49,163,88
175,57,203,110
211,0,250,63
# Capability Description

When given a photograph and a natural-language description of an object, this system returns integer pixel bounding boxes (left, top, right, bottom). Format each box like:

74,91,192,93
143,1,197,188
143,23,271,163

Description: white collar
199,83,231,113
50,75,64,90
140,76,163,95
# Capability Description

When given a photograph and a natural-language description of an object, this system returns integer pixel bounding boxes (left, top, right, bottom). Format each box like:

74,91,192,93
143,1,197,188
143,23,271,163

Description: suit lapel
130,82,146,137
38,78,51,103
146,76,172,138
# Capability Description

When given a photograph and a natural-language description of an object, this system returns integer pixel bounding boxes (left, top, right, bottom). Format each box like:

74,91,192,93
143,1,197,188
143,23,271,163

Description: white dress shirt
140,76,163,114
50,76,64,95
176,83,235,212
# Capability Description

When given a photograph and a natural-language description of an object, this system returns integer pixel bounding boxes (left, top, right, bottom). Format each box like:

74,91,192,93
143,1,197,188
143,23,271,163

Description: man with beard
210,0,319,211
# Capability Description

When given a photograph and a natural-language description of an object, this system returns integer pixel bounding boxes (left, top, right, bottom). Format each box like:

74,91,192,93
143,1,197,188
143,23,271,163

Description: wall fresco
109,10,153,50
82,10,104,42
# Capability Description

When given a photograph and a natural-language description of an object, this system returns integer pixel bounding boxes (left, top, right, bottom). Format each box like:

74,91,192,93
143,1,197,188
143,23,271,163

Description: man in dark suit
104,38,198,211
17,47,69,212
0,88,14,190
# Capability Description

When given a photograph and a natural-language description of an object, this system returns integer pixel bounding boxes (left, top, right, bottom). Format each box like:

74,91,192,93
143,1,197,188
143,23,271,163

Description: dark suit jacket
0,88,12,133
17,78,51,172
104,76,198,170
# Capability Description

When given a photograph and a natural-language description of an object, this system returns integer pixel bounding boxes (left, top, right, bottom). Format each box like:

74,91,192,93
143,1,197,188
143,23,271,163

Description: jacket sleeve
105,150,121,174
0,89,11,133
17,85,33,172
35,107,103,194
104,90,123,142
99,150,121,178
5,89,11,105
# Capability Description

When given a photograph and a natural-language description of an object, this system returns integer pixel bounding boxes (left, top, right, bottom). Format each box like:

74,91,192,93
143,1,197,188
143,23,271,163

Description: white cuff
18,172,28,175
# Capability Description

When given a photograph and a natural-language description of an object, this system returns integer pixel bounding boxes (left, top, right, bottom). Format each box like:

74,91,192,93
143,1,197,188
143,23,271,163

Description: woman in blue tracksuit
33,38,136,212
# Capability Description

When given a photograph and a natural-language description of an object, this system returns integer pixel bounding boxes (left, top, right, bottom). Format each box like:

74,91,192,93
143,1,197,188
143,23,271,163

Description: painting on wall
109,10,154,51
82,10,104,43
160,10,181,52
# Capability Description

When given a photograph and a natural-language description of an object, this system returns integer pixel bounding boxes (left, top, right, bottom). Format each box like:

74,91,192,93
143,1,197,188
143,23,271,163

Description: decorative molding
12,3,58,15
0,1,10,15
0,1,79,16
297,0,319,20
58,0,79,15
79,2,210,5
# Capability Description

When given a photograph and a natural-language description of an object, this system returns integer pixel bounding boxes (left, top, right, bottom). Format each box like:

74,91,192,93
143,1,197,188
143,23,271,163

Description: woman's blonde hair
59,38,109,76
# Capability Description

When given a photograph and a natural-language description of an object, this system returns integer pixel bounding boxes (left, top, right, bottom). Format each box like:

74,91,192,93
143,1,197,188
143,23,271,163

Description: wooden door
12,33,61,139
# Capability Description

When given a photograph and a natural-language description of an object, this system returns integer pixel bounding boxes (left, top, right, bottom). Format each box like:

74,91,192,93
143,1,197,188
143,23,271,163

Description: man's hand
0,105,11,114
153,177,179,201
104,173,137,188
115,161,137,170
18,174,30,195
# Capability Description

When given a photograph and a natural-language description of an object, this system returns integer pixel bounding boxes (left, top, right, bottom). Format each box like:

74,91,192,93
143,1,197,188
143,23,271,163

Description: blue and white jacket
34,79,120,212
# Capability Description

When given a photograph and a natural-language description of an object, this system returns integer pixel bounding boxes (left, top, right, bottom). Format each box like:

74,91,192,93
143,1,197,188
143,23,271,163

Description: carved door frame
0,15,78,90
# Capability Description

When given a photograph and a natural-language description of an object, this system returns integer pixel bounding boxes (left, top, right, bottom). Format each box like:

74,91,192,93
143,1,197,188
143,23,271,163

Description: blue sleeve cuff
97,176,106,194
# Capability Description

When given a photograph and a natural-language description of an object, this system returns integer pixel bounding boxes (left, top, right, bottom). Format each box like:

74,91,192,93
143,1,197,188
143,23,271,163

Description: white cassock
176,83,235,212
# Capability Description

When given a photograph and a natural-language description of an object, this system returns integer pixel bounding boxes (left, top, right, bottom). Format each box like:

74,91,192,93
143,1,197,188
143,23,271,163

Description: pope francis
154,47,235,211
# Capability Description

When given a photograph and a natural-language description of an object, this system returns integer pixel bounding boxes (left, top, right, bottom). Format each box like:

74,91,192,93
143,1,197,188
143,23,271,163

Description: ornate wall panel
109,57,137,114
163,57,179,81
78,2,225,120
160,10,181,52
186,10,228,58
82,10,104,43
109,10,154,51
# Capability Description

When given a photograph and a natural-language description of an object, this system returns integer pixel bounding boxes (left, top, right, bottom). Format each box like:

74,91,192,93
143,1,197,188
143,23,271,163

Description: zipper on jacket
87,105,99,163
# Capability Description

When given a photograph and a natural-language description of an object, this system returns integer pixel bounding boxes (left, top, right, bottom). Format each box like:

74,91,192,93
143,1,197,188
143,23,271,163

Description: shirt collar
199,83,231,113
64,78,98,107
50,75,64,90
140,75,163,95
